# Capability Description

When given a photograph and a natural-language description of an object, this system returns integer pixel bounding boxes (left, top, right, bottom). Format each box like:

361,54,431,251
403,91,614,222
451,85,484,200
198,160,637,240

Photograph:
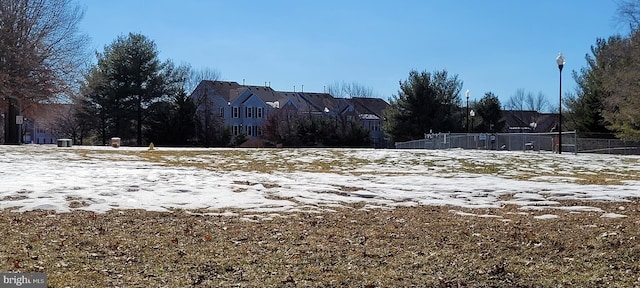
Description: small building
502,110,558,133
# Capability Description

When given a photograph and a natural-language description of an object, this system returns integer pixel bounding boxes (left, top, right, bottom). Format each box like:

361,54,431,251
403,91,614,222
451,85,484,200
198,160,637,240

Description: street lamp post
556,53,565,154
470,110,476,148
465,89,470,133
470,110,475,133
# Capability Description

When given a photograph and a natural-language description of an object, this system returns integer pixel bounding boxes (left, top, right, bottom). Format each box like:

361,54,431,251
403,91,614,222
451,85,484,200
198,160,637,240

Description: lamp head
465,89,470,98
556,53,566,67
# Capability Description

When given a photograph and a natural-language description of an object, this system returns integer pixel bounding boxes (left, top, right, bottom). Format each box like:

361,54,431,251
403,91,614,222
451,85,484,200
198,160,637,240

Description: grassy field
2,147,640,287
2,200,640,287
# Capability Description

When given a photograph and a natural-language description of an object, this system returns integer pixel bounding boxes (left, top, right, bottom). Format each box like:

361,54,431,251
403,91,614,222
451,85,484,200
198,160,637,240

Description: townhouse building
190,80,389,147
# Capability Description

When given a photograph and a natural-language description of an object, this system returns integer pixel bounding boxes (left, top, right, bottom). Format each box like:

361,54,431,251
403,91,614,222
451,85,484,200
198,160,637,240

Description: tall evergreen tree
599,30,640,140
473,92,505,133
81,33,186,145
566,38,613,137
145,91,196,146
383,70,463,142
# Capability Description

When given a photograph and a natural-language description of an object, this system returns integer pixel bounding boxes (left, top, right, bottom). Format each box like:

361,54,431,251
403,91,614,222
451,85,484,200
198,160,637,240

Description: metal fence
395,132,579,153
577,138,640,155
396,132,640,154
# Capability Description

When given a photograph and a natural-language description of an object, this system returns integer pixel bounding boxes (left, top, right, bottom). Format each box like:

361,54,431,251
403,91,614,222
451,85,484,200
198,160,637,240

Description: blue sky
79,1,625,110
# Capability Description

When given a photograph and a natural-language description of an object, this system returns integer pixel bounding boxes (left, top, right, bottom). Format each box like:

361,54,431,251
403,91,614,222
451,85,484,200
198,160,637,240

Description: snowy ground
1,145,639,218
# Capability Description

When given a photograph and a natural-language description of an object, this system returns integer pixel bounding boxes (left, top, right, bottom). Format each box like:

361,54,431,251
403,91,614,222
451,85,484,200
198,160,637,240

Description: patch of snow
1,145,639,216
600,213,628,218
450,210,502,218
534,214,559,220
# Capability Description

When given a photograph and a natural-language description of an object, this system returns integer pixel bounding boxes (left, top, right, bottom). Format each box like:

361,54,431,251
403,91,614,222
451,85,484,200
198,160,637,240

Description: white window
257,107,263,118
219,107,224,117
232,107,239,118
258,126,263,136
246,125,253,136
246,107,253,118
232,125,238,136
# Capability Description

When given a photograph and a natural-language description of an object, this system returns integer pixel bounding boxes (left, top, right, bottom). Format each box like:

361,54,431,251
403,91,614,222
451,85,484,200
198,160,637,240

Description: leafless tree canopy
505,89,549,112
615,0,640,31
326,81,375,98
505,89,526,111
0,0,89,105
185,67,221,94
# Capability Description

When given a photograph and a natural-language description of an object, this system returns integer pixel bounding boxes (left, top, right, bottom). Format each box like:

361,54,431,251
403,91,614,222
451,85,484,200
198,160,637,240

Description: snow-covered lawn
1,145,639,217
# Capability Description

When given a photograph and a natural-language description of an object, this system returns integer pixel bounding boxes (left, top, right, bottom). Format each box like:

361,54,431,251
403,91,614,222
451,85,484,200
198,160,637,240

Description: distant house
348,97,389,147
228,85,290,139
502,110,558,133
189,80,389,147
1,98,70,145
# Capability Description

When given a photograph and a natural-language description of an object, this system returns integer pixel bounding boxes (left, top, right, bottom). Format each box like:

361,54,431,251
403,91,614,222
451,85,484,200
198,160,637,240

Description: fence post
574,130,578,154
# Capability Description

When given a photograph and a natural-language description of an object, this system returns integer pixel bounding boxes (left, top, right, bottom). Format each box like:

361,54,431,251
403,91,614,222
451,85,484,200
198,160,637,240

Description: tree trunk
4,99,20,144
137,95,142,146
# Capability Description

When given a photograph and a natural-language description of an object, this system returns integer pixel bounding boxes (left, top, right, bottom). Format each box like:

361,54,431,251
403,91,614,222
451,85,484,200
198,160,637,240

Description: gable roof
244,86,282,103
348,97,389,118
191,80,242,102
297,92,344,114
189,80,390,117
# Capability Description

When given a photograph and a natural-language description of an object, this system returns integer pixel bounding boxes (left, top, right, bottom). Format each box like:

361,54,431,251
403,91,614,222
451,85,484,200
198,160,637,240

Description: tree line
74,33,374,147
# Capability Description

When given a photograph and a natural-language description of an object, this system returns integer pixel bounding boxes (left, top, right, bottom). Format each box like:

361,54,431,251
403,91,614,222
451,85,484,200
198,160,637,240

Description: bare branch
614,0,640,31
0,0,89,105
185,67,221,93
325,81,376,98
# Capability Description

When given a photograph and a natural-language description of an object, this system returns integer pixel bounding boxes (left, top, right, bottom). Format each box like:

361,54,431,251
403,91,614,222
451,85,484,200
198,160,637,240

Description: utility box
57,139,72,147
111,137,121,148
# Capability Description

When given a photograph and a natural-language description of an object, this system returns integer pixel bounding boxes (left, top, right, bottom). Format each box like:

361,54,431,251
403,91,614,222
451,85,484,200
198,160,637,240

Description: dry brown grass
3,147,640,286
2,200,640,287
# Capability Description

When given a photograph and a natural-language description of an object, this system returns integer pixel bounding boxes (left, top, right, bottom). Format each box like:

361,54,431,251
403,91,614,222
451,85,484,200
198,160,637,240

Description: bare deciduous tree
185,67,221,94
527,91,550,112
325,81,376,98
1,0,88,143
0,0,89,102
615,0,640,31
505,89,526,111
506,89,549,112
